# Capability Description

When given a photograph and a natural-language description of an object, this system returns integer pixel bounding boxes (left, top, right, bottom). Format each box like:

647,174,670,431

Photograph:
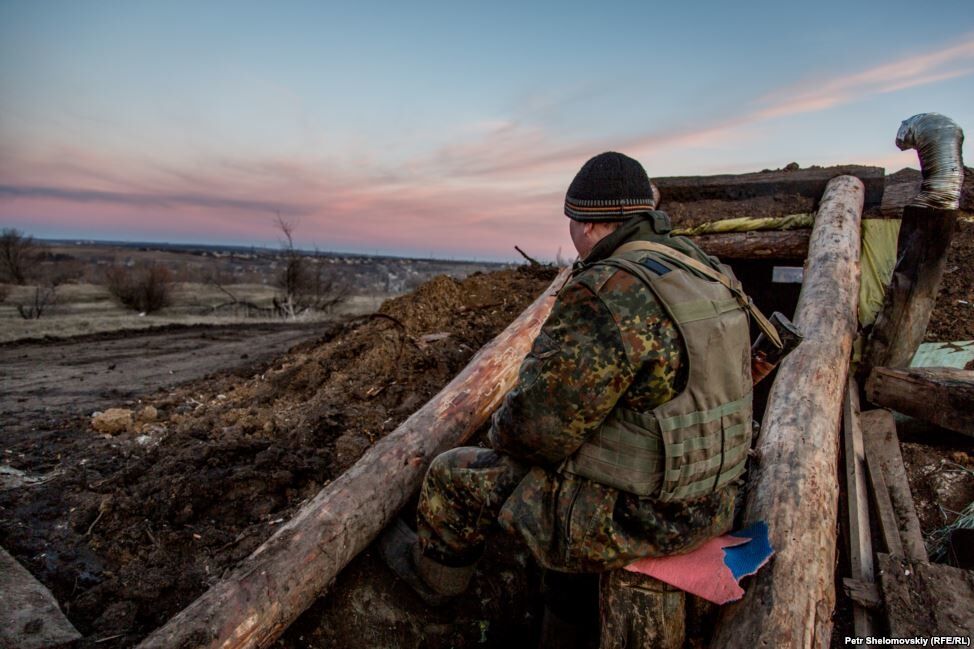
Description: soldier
381,151,755,642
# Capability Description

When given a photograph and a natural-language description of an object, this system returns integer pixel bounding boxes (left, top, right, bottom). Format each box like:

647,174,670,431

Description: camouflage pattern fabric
417,214,741,573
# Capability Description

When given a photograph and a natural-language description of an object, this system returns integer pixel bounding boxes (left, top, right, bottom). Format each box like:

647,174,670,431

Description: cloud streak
3,35,971,259
0,184,311,216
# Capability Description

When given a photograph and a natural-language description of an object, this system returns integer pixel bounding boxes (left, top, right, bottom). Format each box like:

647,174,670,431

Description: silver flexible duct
895,112,965,210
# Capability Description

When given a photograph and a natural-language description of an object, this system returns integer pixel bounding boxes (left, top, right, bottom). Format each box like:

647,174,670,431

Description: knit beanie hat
564,152,656,222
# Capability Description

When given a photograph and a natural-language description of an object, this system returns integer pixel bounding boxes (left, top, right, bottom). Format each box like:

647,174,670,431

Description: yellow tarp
858,219,901,328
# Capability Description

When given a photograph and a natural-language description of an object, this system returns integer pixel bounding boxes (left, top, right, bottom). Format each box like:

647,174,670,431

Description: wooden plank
710,175,864,648
862,204,959,373
860,409,928,562
689,229,810,260
654,165,884,227
136,269,572,649
842,377,875,637
598,570,685,649
866,366,974,436
0,546,81,649
865,446,904,557
877,553,974,638
841,578,881,610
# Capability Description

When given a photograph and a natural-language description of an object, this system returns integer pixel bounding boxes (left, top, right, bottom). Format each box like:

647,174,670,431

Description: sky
1,1,973,262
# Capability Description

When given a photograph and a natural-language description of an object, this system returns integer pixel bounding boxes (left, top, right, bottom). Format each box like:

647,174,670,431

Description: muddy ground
1,265,557,648
2,219,972,648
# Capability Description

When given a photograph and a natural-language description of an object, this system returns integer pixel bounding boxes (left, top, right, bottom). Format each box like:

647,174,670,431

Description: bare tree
16,284,57,319
0,228,37,285
105,264,173,314
272,215,348,319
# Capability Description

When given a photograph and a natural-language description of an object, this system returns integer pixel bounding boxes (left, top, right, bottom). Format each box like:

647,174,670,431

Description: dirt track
0,323,336,442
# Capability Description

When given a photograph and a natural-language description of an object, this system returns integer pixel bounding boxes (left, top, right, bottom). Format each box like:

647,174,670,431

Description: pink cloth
624,534,752,604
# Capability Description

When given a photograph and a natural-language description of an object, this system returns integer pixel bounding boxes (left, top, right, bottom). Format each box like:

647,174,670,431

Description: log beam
136,268,572,649
866,366,974,436
688,229,810,260
655,165,884,227
711,175,864,649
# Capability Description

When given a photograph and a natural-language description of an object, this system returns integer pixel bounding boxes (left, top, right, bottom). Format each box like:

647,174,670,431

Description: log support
136,268,572,649
862,205,959,374
711,175,864,648
689,229,810,260
866,366,974,437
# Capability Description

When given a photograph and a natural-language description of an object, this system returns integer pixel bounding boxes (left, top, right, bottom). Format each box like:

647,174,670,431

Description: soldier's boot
378,518,475,607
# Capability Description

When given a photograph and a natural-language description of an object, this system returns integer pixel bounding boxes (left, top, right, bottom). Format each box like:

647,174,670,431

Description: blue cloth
724,521,773,580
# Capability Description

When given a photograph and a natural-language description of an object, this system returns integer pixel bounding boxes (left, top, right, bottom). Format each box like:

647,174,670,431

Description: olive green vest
561,241,753,502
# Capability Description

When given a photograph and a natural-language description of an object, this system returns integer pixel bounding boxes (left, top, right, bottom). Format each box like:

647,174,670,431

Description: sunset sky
1,1,973,261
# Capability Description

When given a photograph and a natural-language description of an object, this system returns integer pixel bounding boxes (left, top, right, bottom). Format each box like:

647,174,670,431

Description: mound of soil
0,265,557,647
928,217,974,342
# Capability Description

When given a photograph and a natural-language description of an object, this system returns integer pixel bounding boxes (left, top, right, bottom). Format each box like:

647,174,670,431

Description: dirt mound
0,265,556,647
928,217,974,342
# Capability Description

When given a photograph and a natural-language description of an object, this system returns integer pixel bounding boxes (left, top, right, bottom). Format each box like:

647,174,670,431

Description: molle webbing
562,244,754,502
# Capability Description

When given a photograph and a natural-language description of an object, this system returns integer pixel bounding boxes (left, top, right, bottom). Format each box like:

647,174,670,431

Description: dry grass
0,282,386,343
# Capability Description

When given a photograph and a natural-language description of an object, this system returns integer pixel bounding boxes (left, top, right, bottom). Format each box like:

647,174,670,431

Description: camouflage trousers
417,446,739,573
417,446,528,566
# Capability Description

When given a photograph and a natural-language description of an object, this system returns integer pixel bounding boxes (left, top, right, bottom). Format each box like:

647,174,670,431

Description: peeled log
711,175,864,648
137,268,572,649
866,366,974,437
689,229,810,260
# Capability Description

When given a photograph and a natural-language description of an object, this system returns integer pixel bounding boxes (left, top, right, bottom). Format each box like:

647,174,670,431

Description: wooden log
710,175,864,649
688,229,810,260
655,165,884,227
0,546,81,649
877,554,974,638
862,204,959,373
598,570,685,649
860,409,927,561
842,377,875,637
866,366,974,436
136,268,572,649
865,443,904,557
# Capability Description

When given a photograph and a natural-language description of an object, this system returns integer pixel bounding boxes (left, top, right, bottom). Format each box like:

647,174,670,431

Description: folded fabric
624,521,773,605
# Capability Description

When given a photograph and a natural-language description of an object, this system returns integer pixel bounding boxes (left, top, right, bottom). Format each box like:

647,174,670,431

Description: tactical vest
561,240,754,503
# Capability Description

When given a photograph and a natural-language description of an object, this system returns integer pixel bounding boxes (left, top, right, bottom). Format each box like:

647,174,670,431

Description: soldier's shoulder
571,259,662,311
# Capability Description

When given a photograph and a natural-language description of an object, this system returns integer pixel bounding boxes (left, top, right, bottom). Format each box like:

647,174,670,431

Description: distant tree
16,284,57,320
272,215,349,318
0,228,37,285
105,264,173,314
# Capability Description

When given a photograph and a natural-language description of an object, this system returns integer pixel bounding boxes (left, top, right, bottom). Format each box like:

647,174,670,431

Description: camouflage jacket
489,213,738,572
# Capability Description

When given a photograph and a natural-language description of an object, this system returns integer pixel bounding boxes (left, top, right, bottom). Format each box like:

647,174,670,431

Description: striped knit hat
564,152,656,221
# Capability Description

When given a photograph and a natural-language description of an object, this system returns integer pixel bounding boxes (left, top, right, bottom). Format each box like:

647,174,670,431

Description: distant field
0,240,511,343
0,282,385,343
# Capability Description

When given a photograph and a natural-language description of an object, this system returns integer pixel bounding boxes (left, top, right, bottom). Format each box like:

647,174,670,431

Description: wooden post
711,175,864,648
842,378,875,637
136,268,572,649
862,204,959,373
860,409,927,561
598,570,685,649
866,366,974,437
